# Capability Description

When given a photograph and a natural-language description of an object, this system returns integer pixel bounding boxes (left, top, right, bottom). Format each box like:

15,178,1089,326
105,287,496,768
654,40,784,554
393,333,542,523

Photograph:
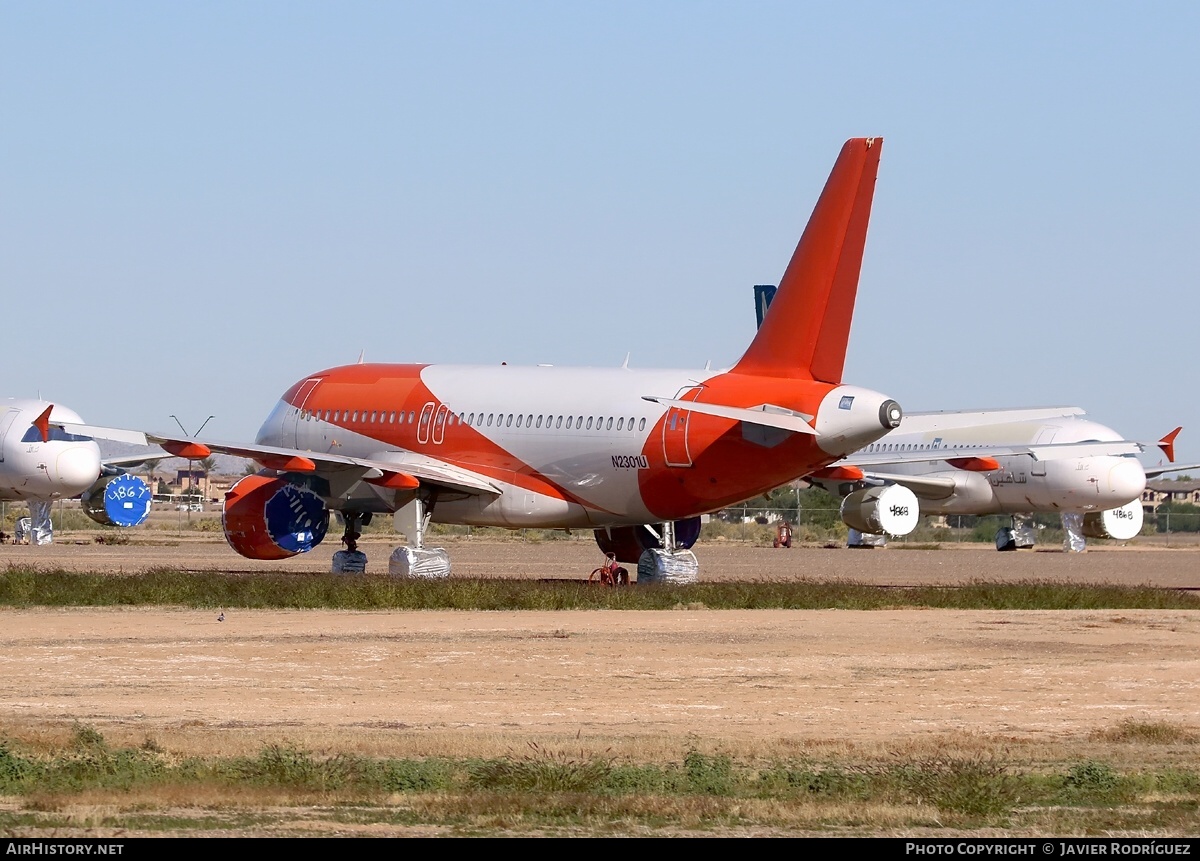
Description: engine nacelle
80,474,152,528
840,484,920,536
222,474,330,560
1082,500,1144,541
594,517,702,564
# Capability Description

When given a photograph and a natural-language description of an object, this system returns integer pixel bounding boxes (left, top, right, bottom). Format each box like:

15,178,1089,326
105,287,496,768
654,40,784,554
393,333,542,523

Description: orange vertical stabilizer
732,137,883,383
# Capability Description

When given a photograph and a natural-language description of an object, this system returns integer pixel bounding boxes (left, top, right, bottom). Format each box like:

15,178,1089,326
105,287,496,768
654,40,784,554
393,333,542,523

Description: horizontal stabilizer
642,397,818,435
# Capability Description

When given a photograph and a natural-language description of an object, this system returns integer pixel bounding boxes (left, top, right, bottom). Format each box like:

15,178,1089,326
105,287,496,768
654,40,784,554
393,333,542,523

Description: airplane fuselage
257,363,899,528
0,400,102,502
857,411,1146,515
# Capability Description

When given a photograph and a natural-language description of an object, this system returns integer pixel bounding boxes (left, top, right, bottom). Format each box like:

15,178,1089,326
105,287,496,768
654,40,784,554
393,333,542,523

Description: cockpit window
21,426,93,443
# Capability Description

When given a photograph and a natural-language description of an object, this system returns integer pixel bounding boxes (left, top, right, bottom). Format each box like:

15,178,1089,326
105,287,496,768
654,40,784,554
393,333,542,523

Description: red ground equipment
589,552,630,586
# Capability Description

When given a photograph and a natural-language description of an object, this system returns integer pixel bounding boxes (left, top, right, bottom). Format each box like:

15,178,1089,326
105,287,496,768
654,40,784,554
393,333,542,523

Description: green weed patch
3,726,1199,835
2,567,1197,611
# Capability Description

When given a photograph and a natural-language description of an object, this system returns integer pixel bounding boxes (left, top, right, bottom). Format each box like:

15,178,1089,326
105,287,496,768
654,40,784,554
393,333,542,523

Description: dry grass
3,719,1199,836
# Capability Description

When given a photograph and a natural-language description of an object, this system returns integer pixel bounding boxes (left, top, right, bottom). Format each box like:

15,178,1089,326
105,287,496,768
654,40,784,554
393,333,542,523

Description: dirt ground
2,537,1199,758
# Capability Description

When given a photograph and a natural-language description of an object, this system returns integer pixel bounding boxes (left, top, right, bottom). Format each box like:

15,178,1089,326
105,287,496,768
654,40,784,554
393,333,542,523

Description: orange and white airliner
55,138,901,581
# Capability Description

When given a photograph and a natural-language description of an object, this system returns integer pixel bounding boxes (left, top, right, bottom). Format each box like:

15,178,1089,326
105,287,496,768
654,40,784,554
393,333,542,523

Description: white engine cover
1082,500,1144,541
840,484,920,536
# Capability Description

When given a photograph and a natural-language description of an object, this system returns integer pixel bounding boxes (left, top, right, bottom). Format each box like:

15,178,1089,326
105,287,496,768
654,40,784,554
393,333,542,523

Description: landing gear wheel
388,494,451,578
388,546,451,579
995,527,1017,551
636,548,699,584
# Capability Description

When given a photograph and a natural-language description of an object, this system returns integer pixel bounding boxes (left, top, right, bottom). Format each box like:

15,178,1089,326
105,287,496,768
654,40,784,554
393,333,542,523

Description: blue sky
3,2,1198,465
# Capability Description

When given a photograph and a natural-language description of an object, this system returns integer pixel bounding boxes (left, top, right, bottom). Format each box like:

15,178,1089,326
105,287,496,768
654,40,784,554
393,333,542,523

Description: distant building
1142,479,1200,514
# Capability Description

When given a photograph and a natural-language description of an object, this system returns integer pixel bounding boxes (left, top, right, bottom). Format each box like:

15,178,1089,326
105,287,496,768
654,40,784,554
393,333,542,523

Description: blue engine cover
263,481,329,553
82,474,152,527
223,474,331,559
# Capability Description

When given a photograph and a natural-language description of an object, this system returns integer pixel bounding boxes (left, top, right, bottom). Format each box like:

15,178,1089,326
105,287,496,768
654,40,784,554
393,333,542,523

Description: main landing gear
593,518,702,584
636,520,700,584
994,515,1036,551
387,494,451,578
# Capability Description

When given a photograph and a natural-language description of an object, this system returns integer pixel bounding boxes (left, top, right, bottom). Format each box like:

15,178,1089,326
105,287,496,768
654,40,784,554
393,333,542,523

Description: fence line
712,507,1200,547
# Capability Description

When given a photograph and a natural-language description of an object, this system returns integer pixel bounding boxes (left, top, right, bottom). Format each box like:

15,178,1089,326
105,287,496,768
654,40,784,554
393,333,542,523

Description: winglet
733,138,883,382
32,405,53,443
1159,427,1182,463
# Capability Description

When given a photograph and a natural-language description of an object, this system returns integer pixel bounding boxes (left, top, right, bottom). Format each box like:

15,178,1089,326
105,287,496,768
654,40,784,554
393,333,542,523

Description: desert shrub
683,750,734,795
467,744,613,793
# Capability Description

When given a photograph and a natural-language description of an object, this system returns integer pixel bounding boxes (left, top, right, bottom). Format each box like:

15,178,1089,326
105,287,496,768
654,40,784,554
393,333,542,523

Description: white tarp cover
1062,512,1087,552
388,546,451,579
27,501,53,545
636,548,699,584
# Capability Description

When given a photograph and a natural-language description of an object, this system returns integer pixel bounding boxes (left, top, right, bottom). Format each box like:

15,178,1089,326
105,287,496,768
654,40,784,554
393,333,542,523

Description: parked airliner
0,399,152,543
810,406,1168,549
752,287,1196,550
54,138,901,581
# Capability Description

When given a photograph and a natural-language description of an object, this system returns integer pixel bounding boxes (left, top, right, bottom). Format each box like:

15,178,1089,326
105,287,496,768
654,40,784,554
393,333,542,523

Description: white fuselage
857,408,1145,515
0,400,103,502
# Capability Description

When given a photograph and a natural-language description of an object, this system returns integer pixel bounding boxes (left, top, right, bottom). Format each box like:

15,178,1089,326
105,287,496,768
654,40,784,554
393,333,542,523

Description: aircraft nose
55,445,102,496
1106,458,1146,505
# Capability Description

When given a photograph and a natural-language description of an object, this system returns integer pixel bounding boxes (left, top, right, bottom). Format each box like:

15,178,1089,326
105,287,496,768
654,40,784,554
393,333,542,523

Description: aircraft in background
752,285,1198,550
1,399,153,544
55,137,902,581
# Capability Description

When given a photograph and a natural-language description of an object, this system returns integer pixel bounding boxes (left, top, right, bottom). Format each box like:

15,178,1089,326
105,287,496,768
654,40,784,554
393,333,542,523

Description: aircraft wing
1144,462,1200,479
854,471,958,500
844,439,1145,468
101,453,178,468
59,423,503,497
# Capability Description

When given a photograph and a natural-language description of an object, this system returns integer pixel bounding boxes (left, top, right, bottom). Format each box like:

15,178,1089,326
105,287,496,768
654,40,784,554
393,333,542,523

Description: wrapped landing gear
995,516,1036,551
388,495,451,579
636,520,699,584
332,512,369,574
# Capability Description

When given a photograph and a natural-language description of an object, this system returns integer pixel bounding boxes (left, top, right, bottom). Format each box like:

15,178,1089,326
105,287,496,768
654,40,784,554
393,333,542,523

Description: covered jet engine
80,474,152,528
594,517,702,563
1082,500,1144,541
222,474,330,560
840,484,920,536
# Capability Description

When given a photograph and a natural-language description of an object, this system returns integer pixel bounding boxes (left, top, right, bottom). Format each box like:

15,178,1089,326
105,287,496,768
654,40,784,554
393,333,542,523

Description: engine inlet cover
840,484,920,537
223,474,330,560
81,474,152,528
